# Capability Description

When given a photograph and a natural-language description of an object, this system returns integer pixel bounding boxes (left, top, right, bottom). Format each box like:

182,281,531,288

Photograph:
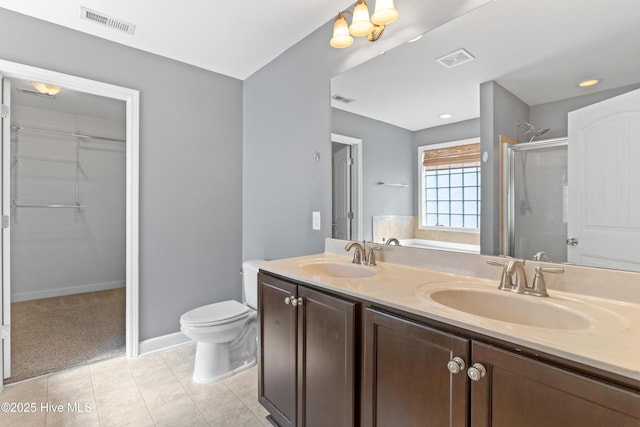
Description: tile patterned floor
0,342,271,426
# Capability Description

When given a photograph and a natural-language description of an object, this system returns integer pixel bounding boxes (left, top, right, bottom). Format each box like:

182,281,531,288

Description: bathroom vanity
257,241,640,426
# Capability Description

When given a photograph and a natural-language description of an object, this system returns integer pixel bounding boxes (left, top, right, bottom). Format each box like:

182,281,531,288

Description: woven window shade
423,142,480,170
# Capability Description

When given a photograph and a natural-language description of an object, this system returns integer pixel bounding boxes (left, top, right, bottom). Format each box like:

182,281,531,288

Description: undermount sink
300,262,376,278
420,286,590,330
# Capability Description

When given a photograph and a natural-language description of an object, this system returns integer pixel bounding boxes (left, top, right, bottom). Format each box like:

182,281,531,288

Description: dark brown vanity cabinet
362,308,470,427
258,272,357,427
259,272,640,427
363,309,640,427
470,342,640,427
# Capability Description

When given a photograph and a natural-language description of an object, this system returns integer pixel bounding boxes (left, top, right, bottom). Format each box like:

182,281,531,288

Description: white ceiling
0,0,354,80
331,0,640,131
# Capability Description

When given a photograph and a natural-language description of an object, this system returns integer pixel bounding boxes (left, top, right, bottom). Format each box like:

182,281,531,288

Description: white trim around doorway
0,59,140,360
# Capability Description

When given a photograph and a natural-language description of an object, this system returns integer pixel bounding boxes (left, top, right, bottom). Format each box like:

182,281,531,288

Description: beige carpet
6,288,126,383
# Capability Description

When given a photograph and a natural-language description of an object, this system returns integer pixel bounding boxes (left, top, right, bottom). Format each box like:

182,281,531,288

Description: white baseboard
11,280,126,302
138,332,192,357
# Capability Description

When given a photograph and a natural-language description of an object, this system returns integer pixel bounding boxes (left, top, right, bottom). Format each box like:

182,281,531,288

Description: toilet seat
181,300,252,327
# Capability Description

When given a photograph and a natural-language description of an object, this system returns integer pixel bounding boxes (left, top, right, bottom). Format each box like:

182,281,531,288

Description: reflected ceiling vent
80,7,136,35
332,94,355,104
436,48,475,68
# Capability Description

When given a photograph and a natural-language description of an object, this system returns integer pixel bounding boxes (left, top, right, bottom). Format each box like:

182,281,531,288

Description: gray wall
479,81,528,255
530,83,640,139
0,8,243,340
332,108,414,241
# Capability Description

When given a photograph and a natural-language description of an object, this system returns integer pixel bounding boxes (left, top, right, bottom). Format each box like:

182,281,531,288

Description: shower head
528,127,550,142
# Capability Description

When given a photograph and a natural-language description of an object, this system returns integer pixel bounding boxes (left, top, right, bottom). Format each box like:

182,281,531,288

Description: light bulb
371,0,399,26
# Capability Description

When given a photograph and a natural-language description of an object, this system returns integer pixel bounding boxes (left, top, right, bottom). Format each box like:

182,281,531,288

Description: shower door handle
566,238,579,246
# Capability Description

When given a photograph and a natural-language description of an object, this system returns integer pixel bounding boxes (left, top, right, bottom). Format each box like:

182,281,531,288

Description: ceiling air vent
332,94,355,104
436,48,475,69
80,7,136,35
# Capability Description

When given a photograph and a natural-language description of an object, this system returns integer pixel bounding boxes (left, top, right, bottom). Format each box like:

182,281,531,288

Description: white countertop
259,252,640,382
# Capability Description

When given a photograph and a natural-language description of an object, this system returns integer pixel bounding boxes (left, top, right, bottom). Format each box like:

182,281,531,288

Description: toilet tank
242,260,261,309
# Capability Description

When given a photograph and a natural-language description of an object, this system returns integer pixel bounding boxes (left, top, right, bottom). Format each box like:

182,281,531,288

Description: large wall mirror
330,0,640,272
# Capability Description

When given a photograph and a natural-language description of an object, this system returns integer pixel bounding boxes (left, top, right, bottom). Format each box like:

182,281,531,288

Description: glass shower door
507,139,568,263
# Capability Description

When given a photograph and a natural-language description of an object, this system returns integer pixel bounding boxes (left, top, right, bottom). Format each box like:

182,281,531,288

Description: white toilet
180,260,260,384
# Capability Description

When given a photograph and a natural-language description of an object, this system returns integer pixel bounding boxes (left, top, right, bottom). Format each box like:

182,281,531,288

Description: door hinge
0,104,9,119
1,215,8,229
347,157,353,166
0,324,9,340
347,211,354,220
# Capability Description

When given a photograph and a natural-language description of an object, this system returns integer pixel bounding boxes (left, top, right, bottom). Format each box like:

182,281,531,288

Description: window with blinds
419,140,481,230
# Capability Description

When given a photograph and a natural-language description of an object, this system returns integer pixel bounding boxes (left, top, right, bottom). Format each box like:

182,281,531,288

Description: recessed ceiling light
578,78,601,88
439,113,453,119
407,35,423,43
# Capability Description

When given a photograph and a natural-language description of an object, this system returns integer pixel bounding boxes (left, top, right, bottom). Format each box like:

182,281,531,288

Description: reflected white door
333,144,352,240
567,88,640,271
0,75,11,385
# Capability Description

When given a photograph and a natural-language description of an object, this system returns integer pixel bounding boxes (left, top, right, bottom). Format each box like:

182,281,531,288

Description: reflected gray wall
0,8,243,340
480,81,529,255
530,83,640,139
332,108,413,241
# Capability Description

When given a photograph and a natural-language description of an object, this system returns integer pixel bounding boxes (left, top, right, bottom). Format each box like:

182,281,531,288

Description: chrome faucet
506,259,528,294
487,259,564,297
385,237,400,246
345,241,365,264
345,241,380,266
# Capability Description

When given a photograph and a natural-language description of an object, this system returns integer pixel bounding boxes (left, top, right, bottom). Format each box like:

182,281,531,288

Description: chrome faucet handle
366,247,382,266
344,241,365,264
527,266,564,297
486,260,514,290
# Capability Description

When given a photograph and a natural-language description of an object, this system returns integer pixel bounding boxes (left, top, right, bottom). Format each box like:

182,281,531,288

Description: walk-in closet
5,78,126,382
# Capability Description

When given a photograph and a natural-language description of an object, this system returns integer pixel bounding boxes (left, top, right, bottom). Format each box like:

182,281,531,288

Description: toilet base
192,341,257,384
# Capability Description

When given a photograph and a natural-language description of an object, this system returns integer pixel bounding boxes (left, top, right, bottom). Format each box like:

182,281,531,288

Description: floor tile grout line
159,351,213,426
87,364,102,427
125,357,159,426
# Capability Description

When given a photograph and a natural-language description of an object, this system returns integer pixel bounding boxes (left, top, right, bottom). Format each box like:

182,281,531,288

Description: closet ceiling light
31,82,62,96
330,0,399,49
577,78,601,87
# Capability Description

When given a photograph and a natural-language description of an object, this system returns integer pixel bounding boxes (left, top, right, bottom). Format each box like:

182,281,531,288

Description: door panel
471,342,640,427
1,75,10,383
363,309,469,427
297,286,356,427
258,273,297,427
332,144,351,240
568,88,640,271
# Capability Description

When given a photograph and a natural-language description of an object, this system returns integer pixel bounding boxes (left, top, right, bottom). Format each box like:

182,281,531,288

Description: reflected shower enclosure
505,138,568,263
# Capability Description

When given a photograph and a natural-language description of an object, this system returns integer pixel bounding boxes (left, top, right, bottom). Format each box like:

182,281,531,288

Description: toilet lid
181,300,251,326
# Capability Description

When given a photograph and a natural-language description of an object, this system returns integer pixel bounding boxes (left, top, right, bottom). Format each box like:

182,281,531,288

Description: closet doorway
0,61,139,388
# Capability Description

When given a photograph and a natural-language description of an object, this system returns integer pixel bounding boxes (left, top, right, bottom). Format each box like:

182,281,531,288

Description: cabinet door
470,341,640,427
363,308,470,427
297,286,356,427
259,273,297,427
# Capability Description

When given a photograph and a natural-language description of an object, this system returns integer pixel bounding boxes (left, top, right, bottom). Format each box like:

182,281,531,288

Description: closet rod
12,202,85,209
11,125,125,143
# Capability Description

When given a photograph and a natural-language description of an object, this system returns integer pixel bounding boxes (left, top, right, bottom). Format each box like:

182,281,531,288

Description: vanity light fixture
577,78,601,88
31,82,62,96
330,0,399,49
